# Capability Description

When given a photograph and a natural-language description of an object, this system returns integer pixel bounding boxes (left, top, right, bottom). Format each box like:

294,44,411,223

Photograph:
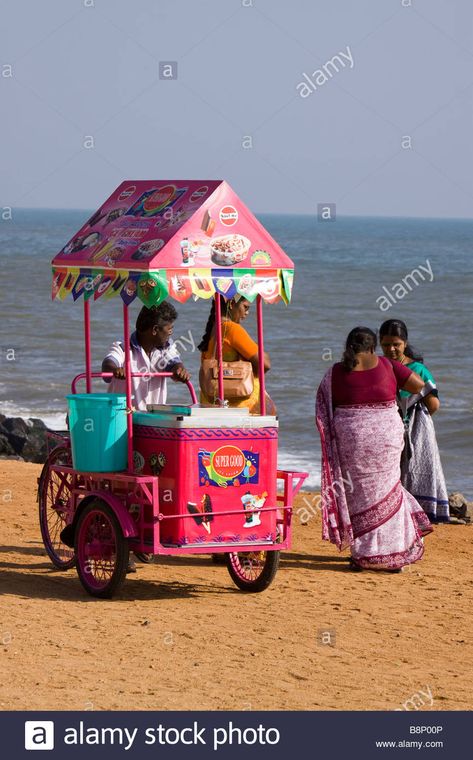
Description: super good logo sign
198,447,259,488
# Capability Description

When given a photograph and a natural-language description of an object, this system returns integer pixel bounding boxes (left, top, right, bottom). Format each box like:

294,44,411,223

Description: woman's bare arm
423,394,440,415
401,371,424,395
249,351,271,375
102,358,118,374
101,357,120,382
401,372,440,414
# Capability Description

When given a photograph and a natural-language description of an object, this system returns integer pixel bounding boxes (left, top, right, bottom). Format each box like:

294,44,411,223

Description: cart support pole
214,293,225,405
84,299,92,394
256,295,266,416
123,303,134,472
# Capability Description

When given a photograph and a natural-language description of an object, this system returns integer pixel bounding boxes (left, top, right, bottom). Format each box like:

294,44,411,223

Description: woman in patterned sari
316,327,432,572
379,319,449,523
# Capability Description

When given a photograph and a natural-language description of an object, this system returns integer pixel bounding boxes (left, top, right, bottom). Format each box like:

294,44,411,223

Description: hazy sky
1,0,473,216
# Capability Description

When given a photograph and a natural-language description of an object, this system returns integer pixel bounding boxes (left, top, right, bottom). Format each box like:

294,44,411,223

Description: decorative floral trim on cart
161,532,277,547
51,266,293,305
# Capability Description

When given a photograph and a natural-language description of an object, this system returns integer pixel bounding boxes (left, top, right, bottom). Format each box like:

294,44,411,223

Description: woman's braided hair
198,298,233,352
198,301,216,353
342,326,377,371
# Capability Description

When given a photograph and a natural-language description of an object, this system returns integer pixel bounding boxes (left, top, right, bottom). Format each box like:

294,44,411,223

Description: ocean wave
0,403,66,430
277,450,320,491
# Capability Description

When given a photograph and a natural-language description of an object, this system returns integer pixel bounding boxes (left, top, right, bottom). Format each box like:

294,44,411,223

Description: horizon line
7,207,473,223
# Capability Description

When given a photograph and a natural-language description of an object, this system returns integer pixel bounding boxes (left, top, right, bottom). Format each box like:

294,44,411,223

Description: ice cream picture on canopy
43,179,307,599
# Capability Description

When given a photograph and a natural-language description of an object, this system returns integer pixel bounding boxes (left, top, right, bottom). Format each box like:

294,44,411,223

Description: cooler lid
146,404,250,418
133,409,278,429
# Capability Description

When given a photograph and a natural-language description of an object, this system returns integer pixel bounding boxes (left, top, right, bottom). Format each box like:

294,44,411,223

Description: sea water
0,210,471,496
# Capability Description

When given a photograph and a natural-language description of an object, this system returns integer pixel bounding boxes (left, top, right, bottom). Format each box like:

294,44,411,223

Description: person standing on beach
101,301,190,573
102,301,190,411
379,319,449,523
198,296,276,414
315,326,433,572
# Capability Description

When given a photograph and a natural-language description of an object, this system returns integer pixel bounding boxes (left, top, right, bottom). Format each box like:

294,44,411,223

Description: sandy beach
0,459,471,712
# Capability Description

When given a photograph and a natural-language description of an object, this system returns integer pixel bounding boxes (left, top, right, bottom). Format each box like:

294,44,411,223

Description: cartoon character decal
149,452,166,476
241,491,268,528
133,450,145,474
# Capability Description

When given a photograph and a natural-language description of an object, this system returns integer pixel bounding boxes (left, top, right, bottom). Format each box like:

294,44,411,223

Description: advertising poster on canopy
51,180,294,307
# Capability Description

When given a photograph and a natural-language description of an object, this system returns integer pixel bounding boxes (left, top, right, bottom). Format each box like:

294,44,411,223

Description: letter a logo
24,720,55,750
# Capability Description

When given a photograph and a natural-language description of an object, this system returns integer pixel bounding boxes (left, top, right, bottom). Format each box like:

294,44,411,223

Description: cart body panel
132,407,279,549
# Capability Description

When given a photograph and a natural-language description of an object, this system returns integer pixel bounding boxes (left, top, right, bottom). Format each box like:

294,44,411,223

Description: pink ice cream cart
38,180,307,597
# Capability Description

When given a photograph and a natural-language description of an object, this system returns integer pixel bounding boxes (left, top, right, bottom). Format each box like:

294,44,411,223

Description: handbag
200,336,254,400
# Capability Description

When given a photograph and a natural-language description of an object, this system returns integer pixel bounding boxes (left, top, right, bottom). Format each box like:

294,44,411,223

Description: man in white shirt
102,301,190,411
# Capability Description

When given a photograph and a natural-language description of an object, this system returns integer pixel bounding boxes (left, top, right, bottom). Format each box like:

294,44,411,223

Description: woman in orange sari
198,296,276,414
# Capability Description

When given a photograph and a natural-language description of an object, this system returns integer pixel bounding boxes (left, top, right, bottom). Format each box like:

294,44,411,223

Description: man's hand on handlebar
101,362,191,383
172,364,191,383
112,366,126,380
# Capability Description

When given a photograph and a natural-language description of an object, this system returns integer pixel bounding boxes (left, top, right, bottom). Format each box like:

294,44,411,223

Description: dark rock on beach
0,432,17,457
448,492,472,524
0,416,48,463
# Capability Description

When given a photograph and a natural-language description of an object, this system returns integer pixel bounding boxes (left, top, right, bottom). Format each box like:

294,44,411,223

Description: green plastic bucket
66,393,128,472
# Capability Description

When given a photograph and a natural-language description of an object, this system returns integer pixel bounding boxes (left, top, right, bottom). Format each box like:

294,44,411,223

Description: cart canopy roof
51,180,294,306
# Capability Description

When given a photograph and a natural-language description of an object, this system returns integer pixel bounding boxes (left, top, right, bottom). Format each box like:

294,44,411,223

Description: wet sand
0,459,471,711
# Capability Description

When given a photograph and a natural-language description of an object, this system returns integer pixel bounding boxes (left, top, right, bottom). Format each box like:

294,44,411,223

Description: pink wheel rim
77,509,119,590
40,452,75,566
228,551,267,582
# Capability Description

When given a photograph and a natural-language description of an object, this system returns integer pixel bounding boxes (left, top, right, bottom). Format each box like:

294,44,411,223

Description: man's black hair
136,301,178,332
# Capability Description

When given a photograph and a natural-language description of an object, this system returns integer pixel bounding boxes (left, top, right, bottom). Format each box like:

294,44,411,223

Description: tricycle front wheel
226,550,280,592
75,500,129,598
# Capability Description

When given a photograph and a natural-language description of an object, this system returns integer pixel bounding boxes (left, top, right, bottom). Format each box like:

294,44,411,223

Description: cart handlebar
71,372,198,405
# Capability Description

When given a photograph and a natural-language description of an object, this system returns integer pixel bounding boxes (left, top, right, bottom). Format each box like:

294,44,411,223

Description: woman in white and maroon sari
316,327,433,572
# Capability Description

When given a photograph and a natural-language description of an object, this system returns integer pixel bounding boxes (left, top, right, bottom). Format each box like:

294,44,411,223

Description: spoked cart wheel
38,446,75,570
75,500,129,598
226,550,280,592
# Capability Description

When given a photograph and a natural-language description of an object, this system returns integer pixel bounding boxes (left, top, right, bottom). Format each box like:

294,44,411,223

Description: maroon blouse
331,356,412,408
